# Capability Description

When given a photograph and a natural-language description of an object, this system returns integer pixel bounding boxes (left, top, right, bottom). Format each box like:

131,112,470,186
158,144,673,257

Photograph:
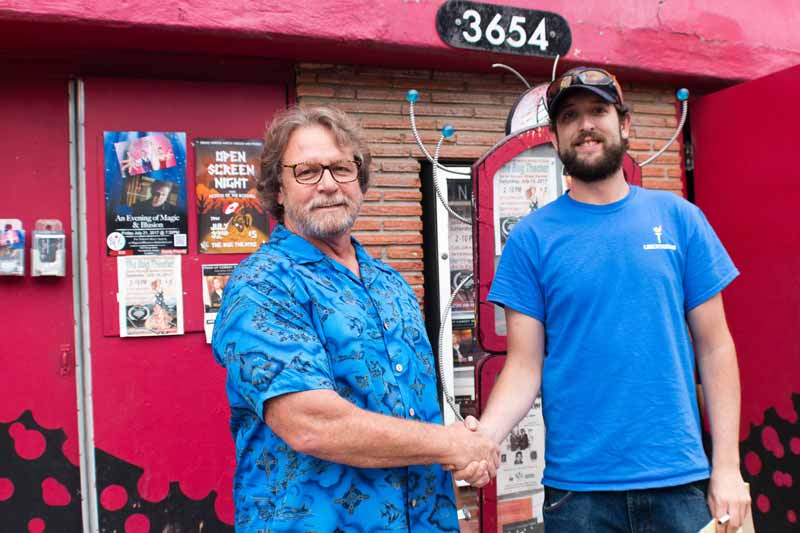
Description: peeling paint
0,0,798,82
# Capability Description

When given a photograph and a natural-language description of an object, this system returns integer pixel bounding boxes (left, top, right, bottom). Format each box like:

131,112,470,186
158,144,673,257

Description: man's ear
548,126,559,150
620,113,632,141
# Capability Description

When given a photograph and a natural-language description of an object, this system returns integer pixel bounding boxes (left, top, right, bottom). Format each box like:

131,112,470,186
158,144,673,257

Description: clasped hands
443,416,500,488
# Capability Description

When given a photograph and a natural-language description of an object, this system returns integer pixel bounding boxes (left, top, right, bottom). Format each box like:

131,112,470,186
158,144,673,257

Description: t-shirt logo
643,224,677,251
653,225,663,243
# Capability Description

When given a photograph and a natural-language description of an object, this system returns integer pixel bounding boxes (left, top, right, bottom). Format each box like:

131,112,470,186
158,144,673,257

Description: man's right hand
443,416,500,487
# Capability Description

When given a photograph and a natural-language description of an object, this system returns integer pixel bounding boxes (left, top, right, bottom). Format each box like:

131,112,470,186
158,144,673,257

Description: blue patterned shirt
212,225,458,533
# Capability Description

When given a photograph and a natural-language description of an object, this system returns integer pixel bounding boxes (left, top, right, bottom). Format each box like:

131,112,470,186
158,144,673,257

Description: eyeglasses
546,68,622,108
282,160,361,185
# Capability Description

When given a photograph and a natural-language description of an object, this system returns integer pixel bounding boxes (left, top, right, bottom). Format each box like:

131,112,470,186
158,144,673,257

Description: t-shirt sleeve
683,205,739,311
488,227,546,321
211,280,335,421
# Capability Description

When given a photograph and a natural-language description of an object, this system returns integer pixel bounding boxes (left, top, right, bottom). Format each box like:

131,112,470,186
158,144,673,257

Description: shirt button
408,407,416,417
395,363,403,373
383,321,390,330
411,499,417,508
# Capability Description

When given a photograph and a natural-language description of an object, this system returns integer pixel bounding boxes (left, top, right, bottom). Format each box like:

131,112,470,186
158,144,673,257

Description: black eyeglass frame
281,159,362,185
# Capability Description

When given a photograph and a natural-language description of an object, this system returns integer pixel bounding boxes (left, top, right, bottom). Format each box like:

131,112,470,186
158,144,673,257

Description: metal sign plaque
436,0,571,58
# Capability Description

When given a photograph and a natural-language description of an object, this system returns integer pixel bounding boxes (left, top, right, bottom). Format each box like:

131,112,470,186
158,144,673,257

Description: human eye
331,161,357,177
294,163,320,180
558,109,576,123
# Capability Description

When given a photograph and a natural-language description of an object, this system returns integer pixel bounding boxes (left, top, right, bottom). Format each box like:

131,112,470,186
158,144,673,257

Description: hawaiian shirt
212,224,458,533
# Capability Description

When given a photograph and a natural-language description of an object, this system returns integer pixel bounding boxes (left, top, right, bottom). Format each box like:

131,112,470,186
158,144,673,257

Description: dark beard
559,137,625,183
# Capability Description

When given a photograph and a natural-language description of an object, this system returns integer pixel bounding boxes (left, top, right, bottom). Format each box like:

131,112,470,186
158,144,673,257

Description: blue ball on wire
676,88,690,101
442,124,456,138
406,89,419,103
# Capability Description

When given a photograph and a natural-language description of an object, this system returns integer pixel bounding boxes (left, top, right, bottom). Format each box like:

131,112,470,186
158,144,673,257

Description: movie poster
104,131,188,256
195,139,268,254
493,154,559,255
117,255,184,337
201,263,236,343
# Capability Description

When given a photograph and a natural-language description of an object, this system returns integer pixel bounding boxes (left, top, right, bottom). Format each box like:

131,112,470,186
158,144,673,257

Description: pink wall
1,0,799,87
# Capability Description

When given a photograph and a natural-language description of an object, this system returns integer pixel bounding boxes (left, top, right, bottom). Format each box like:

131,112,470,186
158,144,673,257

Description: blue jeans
543,480,712,533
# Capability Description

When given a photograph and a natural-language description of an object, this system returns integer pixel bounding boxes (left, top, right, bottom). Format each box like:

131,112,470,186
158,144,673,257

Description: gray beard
284,195,362,240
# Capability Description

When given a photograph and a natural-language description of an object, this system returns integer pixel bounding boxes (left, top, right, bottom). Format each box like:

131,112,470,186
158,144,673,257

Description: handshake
442,416,501,488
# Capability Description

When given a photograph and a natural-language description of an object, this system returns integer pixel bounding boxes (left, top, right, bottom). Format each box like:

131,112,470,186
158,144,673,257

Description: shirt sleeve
212,278,335,421
488,226,546,322
683,205,739,311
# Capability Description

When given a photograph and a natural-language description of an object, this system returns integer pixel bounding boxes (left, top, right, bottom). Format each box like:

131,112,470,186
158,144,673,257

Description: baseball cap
546,67,624,121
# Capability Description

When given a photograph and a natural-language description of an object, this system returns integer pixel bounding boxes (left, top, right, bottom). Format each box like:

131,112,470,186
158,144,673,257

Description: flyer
195,138,268,254
104,131,188,256
496,396,545,499
0,219,25,276
117,255,184,337
493,154,558,255
448,204,474,320
31,219,66,277
201,263,236,343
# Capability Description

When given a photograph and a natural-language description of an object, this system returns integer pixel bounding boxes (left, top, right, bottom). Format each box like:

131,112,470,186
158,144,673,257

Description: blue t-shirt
212,225,458,532
488,186,738,490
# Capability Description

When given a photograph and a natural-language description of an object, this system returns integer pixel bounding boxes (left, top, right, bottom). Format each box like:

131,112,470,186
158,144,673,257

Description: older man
212,105,498,532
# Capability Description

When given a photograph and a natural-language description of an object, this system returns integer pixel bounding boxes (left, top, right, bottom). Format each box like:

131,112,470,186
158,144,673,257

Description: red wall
1,1,800,87
692,64,800,531
0,76,78,461
82,77,288,526
0,74,84,531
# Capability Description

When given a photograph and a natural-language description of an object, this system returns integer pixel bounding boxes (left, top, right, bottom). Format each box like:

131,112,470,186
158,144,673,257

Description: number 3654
460,10,549,51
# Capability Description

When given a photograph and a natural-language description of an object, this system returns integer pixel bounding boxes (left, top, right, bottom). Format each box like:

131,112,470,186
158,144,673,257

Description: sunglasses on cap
546,67,624,118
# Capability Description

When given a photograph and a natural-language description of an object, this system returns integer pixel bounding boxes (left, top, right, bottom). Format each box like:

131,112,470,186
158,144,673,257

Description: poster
493,154,558,255
117,255,184,337
104,131,188,256
448,204,474,320
497,396,545,499
195,138,268,254
201,263,236,343
0,219,25,276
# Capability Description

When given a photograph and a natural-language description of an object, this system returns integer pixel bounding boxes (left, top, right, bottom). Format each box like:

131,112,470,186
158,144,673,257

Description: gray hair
258,105,371,223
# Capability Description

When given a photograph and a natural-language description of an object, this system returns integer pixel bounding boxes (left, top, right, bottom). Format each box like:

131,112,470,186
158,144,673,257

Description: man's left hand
444,416,498,488
707,467,751,532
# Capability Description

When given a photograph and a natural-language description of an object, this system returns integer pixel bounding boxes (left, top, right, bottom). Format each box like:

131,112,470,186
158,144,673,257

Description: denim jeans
543,480,712,533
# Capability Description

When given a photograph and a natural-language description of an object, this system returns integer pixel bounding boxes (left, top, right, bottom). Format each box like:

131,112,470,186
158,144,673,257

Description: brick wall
295,63,684,303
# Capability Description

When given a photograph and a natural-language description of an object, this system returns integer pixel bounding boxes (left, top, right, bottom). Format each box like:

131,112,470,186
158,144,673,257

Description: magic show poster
103,131,188,256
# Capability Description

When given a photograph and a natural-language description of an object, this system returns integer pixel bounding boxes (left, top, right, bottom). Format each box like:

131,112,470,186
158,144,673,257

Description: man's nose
316,168,339,191
577,112,596,131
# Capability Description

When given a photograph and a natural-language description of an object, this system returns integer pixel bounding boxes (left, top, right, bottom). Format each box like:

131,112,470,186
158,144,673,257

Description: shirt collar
269,224,392,285
269,224,326,264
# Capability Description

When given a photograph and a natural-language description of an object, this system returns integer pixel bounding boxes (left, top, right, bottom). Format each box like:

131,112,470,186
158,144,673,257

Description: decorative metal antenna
641,88,690,167
406,89,471,224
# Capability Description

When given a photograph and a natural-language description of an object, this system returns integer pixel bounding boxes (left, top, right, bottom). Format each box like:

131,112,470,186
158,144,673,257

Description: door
691,63,800,532
0,73,83,531
81,76,289,531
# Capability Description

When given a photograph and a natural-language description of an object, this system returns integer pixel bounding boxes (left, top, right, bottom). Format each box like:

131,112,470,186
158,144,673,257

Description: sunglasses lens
547,75,572,99
578,69,612,85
